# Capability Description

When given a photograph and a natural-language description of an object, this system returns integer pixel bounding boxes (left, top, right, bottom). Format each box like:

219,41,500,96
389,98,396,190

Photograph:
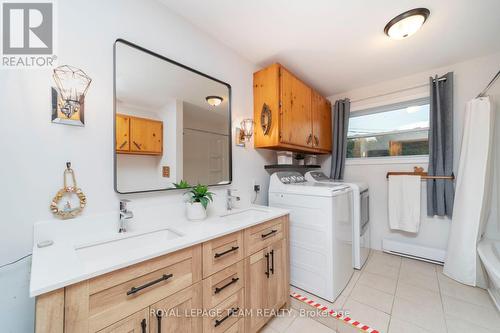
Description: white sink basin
220,208,271,221
75,228,182,269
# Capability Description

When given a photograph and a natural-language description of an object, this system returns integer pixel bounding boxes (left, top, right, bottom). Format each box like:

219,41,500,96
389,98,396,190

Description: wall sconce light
236,119,254,147
51,65,92,126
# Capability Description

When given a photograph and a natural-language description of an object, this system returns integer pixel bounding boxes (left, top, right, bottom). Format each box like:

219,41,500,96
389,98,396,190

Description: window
347,98,430,158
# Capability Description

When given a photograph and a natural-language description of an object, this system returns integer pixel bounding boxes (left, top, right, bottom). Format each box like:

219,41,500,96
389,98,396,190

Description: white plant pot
186,202,207,221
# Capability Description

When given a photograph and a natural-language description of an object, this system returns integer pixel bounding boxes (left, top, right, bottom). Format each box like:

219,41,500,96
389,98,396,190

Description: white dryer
269,172,353,302
305,171,370,270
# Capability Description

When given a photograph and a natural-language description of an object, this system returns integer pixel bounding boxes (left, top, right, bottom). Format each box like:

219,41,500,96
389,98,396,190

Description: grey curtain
330,98,350,180
427,72,454,217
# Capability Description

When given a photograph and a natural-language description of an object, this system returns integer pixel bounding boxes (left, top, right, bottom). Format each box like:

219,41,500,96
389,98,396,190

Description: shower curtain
443,97,495,286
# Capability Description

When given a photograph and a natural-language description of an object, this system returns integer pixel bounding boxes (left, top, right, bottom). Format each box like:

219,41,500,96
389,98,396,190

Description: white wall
325,52,500,252
0,0,275,331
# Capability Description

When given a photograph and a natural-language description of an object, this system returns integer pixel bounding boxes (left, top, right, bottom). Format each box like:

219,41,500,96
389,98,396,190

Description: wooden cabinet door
267,239,288,311
130,117,163,154
280,68,312,148
97,308,148,333
150,282,203,333
312,91,332,152
245,249,270,333
116,114,130,152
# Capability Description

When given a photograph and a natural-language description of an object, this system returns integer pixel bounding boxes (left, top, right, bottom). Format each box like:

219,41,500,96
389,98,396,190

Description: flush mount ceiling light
205,95,223,107
384,8,430,40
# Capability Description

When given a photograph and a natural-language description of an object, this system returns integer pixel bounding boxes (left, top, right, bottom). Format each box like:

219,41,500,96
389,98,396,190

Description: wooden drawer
203,231,244,278
96,308,149,333
204,288,245,333
150,282,203,333
244,217,286,255
203,261,244,309
224,319,245,333
82,245,201,332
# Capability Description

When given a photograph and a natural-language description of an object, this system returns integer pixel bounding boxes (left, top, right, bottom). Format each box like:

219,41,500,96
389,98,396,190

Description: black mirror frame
113,39,233,194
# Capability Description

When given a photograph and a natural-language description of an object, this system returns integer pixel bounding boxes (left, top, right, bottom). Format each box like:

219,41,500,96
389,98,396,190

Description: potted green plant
174,181,214,221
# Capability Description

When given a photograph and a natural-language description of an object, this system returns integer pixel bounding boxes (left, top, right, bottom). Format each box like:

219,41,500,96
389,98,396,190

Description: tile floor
261,250,500,333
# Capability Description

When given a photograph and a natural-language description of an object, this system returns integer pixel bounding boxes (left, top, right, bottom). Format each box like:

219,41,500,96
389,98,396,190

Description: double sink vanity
32,206,290,333
33,39,290,333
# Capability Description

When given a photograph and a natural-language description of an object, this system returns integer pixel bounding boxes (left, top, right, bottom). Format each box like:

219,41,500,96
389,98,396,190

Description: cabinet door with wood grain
150,282,203,333
130,117,163,154
245,249,271,333
267,238,288,311
312,91,332,152
97,308,148,333
116,114,130,152
280,68,312,148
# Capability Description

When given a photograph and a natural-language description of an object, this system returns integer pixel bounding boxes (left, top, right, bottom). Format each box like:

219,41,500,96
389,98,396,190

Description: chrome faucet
226,189,240,211
119,199,134,233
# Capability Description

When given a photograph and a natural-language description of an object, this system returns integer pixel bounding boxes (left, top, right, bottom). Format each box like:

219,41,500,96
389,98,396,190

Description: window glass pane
347,103,429,158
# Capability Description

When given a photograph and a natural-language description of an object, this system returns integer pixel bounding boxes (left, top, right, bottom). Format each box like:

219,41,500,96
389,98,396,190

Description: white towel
388,175,421,233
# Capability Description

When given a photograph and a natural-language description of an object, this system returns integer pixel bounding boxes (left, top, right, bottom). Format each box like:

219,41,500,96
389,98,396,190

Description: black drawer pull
156,310,162,333
214,307,239,327
261,229,277,239
270,249,275,274
214,277,239,294
265,253,270,278
141,318,147,333
214,246,239,259
127,274,173,296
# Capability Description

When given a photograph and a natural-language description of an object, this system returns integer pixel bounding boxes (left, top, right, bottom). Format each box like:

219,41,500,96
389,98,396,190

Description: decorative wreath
50,164,87,219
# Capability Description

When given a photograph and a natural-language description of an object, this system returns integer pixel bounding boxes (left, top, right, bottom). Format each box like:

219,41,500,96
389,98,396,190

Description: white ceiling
158,0,500,96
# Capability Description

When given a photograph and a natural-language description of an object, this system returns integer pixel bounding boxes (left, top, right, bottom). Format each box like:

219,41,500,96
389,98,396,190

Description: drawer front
224,319,245,333
203,231,244,278
204,288,245,333
88,246,202,332
203,261,244,309
150,282,203,333
244,217,285,255
96,308,149,333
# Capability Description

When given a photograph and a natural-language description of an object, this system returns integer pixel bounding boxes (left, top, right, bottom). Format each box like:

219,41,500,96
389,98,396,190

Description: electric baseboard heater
382,239,445,265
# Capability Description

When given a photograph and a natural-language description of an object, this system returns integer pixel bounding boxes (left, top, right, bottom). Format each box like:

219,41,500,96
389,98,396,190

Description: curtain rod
350,77,446,104
476,69,500,98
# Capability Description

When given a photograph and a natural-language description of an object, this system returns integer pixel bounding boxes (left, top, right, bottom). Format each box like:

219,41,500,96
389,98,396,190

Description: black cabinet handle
214,307,239,327
127,274,173,296
119,140,128,149
272,250,275,274
261,229,277,239
141,318,147,333
133,141,142,150
265,253,270,278
214,246,239,259
156,310,162,333
214,277,239,294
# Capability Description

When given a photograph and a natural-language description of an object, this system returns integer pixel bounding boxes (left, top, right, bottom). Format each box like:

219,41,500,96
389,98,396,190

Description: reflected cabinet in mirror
114,40,232,193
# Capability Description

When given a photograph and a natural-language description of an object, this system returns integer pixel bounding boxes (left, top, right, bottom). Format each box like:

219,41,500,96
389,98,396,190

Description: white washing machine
305,171,370,270
269,172,354,302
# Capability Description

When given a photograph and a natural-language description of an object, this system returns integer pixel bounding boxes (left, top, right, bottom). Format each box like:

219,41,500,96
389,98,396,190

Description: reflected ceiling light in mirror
384,8,430,40
205,95,223,107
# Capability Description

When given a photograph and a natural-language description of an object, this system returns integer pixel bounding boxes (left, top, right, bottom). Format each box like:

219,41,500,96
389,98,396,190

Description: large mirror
114,40,232,193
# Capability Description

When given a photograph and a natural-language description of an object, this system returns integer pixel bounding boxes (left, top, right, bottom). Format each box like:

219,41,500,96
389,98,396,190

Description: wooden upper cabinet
116,114,163,156
312,90,332,151
115,115,130,152
280,68,312,148
253,63,331,154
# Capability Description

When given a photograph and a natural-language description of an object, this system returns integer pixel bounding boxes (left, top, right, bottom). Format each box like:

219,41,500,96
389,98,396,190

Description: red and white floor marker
290,292,380,333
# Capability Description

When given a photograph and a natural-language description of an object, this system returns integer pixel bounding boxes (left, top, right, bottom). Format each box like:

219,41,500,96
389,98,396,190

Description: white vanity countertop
29,205,288,297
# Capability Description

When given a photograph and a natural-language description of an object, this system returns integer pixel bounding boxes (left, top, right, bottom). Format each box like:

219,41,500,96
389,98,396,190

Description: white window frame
346,97,430,165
